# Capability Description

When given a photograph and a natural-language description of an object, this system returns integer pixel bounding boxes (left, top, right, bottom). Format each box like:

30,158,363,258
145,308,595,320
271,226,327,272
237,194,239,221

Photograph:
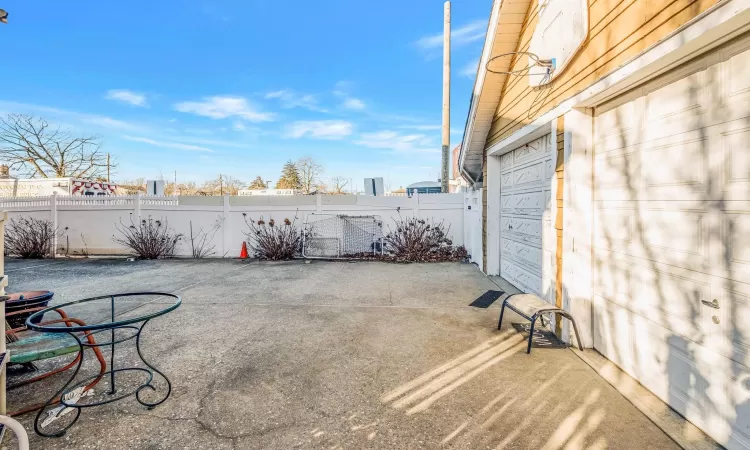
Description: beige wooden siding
486,0,720,147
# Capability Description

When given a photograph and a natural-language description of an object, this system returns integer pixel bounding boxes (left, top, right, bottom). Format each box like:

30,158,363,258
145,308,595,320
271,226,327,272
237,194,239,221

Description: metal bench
497,293,584,354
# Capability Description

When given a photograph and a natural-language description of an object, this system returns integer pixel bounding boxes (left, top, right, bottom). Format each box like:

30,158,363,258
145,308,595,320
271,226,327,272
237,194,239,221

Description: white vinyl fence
464,189,483,270
0,193,476,258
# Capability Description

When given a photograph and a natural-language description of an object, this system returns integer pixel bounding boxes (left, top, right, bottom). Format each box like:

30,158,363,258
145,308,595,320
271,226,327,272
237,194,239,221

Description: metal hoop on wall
485,51,554,76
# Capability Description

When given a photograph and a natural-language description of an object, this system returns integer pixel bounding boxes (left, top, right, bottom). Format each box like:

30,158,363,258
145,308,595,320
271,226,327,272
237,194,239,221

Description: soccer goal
302,214,385,259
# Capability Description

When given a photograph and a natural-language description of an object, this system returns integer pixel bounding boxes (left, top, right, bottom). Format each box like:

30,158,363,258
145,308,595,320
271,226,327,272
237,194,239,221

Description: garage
499,134,557,304
592,35,750,449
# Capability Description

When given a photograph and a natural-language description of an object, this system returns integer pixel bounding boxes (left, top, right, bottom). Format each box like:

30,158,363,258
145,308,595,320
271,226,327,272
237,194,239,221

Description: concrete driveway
4,259,678,449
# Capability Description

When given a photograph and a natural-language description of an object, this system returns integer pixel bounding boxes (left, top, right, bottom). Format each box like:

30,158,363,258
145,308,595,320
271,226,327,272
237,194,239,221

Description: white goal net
302,214,384,258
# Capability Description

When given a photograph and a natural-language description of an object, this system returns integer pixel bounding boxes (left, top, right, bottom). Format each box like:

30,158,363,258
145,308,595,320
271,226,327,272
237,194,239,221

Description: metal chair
498,293,584,354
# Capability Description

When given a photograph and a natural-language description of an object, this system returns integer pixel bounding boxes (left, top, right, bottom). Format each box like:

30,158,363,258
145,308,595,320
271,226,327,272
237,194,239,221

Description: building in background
364,177,384,196
0,166,118,197
238,188,301,196
406,181,441,196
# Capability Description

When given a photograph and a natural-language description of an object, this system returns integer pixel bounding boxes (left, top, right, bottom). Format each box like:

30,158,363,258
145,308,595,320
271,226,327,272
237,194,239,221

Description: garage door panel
726,41,750,102
508,217,543,246
595,96,641,149
594,205,635,251
721,126,750,200
644,67,704,121
636,266,711,339
593,295,712,419
514,135,549,165
641,207,709,259
642,137,709,197
593,254,637,308
713,283,750,367
500,150,514,167
597,129,640,154
502,257,542,296
594,252,711,340
725,210,750,263
594,148,641,200
502,237,542,276
595,204,709,271
512,160,547,191
500,169,514,190
501,191,546,217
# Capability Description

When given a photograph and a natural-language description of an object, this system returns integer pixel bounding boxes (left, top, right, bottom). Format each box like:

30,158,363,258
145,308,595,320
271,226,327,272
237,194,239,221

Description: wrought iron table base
34,319,172,438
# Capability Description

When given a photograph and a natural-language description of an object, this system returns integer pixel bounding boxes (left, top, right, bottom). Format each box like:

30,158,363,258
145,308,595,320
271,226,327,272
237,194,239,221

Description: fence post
413,192,420,219
316,194,322,214
51,192,58,257
222,194,230,258
134,192,142,219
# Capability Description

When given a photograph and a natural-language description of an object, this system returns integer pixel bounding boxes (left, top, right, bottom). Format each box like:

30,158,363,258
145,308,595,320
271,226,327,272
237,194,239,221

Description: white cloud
354,130,439,153
0,100,144,131
342,97,366,110
165,136,251,149
398,124,462,134
285,120,353,140
232,121,247,131
399,124,441,131
461,59,479,78
174,96,274,122
105,89,148,107
265,90,326,112
416,20,486,50
122,135,214,152
331,83,365,111
80,115,141,130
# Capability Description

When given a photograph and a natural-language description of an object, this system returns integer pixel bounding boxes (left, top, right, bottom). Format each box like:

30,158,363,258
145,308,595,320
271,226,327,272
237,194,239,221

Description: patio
6,259,678,449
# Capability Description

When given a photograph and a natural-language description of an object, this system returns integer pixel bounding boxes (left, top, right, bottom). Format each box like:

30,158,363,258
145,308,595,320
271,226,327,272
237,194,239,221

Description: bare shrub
113,215,182,259
75,233,90,257
384,217,467,262
5,216,63,259
188,216,223,258
242,214,301,260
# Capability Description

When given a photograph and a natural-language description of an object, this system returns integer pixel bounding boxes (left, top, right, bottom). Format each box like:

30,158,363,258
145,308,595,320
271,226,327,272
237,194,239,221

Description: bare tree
329,176,349,194
178,181,199,195
0,114,111,179
201,174,245,195
118,178,146,194
296,156,324,194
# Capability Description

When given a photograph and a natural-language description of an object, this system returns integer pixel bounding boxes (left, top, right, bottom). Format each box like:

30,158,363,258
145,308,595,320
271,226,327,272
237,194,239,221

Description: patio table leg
33,333,84,438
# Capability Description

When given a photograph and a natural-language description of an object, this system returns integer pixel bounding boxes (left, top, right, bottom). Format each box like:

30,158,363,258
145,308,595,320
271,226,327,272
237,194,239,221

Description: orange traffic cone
240,242,249,259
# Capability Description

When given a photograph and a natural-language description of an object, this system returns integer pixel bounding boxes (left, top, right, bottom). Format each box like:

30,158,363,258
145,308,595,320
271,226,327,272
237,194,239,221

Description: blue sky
0,0,489,190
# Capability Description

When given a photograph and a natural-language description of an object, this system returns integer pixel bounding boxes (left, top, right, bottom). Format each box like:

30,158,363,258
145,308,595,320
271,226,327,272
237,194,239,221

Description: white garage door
499,134,557,304
593,35,750,449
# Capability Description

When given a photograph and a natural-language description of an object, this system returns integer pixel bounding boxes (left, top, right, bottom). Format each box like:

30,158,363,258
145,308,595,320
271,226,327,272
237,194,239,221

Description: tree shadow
591,29,750,447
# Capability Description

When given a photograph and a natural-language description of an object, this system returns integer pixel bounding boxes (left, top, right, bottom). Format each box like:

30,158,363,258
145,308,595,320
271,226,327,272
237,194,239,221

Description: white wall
0,193,466,258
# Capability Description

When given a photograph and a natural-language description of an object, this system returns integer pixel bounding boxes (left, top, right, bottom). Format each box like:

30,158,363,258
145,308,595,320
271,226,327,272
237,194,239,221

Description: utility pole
174,170,177,196
219,174,224,196
107,153,111,183
441,1,451,193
